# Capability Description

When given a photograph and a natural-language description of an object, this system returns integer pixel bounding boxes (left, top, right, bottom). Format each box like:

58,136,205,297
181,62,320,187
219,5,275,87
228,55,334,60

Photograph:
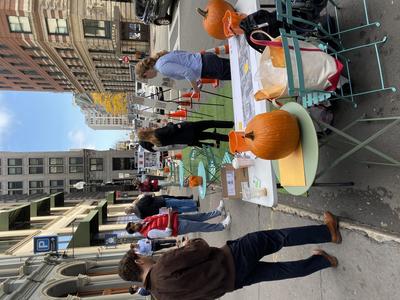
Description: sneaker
216,200,225,215
221,213,232,229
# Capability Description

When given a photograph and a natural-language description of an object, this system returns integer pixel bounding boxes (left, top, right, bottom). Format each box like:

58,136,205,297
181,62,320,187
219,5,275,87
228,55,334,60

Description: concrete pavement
168,185,400,300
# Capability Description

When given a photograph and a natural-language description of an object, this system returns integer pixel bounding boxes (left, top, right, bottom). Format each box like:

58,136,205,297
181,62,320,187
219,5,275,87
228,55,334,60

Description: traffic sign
34,236,58,253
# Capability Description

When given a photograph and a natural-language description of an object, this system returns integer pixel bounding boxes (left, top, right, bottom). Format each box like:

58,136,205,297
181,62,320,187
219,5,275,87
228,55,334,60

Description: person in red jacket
134,177,179,193
125,201,231,239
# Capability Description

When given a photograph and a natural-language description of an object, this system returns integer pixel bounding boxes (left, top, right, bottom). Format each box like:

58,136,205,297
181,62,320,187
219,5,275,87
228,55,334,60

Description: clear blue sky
0,91,129,152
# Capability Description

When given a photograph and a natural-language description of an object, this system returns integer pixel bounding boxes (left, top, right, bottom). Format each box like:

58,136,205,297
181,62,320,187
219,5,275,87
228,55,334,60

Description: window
30,77,45,81
8,16,32,33
29,181,43,188
8,158,22,165
29,166,43,174
20,45,40,51
8,181,23,189
0,44,9,49
47,71,63,76
46,18,68,35
83,20,111,38
10,62,28,66
29,189,44,195
20,70,38,75
29,158,43,165
8,190,23,195
49,157,64,173
69,157,83,173
90,158,103,171
50,180,64,187
0,53,18,59
21,86,34,89
29,158,43,174
8,167,22,175
36,82,51,86
49,166,63,173
0,68,12,75
49,158,63,165
112,157,135,170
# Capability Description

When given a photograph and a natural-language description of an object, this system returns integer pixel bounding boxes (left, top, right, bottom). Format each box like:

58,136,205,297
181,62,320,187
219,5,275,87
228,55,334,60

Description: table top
177,160,184,188
228,0,278,207
197,161,207,200
272,102,319,195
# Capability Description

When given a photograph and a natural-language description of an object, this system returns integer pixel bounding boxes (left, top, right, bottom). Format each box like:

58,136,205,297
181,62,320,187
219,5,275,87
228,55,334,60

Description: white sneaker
216,200,225,215
221,213,231,229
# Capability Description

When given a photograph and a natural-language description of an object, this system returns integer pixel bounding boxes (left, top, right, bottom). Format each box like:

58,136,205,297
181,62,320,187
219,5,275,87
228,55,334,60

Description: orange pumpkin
189,175,203,187
244,111,300,160
197,0,235,40
163,166,170,173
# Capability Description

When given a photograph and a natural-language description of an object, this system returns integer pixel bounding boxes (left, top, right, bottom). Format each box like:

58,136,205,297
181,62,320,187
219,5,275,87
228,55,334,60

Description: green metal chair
275,1,396,108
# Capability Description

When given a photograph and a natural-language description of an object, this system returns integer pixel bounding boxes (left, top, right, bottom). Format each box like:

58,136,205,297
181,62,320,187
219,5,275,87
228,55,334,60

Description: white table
228,0,278,207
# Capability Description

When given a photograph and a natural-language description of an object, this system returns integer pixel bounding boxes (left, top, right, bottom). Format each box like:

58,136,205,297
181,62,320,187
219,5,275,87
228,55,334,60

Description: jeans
178,210,223,234
227,225,333,289
165,199,198,213
201,52,231,80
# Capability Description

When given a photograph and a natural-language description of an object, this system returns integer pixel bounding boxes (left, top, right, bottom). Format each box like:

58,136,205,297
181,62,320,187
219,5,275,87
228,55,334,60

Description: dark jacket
144,238,235,300
155,122,197,146
134,195,166,219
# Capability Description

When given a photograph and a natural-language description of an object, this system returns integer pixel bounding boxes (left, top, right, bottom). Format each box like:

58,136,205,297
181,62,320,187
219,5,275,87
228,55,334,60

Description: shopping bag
251,31,343,101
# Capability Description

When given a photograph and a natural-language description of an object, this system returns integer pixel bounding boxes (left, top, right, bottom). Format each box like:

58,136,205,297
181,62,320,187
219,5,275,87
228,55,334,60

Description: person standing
135,50,231,93
132,238,178,256
124,193,198,218
138,120,234,149
118,212,341,300
125,201,231,239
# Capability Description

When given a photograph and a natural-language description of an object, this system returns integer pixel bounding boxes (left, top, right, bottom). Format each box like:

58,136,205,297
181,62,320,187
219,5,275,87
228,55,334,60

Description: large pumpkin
197,0,235,40
244,111,300,160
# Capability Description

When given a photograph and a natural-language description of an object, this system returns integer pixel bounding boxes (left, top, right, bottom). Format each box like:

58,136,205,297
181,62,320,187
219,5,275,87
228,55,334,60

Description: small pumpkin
244,111,300,160
189,175,203,187
197,0,235,40
163,166,170,173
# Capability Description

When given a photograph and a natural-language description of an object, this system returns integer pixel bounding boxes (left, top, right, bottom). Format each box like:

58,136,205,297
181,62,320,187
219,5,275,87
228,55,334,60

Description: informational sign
226,170,236,196
105,234,118,247
33,235,58,253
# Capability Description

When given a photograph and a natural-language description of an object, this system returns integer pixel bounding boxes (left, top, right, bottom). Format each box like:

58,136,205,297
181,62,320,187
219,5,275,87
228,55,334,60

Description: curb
272,204,400,244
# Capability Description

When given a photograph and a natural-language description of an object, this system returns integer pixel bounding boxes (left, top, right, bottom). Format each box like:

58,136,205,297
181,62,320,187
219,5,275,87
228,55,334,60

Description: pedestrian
135,50,231,93
125,201,231,239
128,285,151,297
119,211,341,300
138,120,234,149
124,193,198,218
139,140,215,152
131,238,178,256
133,176,179,193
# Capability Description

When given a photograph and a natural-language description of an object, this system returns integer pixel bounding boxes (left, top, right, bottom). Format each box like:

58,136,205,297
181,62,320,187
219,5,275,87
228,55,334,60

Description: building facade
0,149,138,195
0,191,150,299
0,0,149,93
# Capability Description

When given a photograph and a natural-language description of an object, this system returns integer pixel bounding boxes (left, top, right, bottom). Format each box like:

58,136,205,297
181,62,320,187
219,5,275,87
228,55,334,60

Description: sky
0,91,130,152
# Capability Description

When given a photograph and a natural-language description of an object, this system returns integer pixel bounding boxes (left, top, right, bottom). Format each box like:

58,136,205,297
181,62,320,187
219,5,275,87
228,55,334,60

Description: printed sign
33,236,58,253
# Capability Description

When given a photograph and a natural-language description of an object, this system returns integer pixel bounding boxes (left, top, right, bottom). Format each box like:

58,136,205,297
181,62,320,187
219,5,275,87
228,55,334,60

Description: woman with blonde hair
137,120,234,149
135,50,231,92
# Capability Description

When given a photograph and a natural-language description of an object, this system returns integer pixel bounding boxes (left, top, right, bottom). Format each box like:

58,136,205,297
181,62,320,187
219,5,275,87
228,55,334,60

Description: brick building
0,0,149,93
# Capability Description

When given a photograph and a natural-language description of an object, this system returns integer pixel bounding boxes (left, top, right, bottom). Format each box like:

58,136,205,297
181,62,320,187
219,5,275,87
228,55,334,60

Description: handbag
251,31,343,102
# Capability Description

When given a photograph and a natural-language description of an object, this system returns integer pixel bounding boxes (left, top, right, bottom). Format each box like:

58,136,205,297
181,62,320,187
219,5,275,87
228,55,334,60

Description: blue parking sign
34,236,58,253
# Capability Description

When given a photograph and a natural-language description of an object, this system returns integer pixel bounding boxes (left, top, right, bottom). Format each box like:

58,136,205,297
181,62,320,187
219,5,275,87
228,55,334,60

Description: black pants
151,239,177,251
228,225,332,289
191,120,234,143
201,53,231,80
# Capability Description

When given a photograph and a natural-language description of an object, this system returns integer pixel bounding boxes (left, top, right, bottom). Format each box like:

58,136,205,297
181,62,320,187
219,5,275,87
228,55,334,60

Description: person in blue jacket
135,50,231,93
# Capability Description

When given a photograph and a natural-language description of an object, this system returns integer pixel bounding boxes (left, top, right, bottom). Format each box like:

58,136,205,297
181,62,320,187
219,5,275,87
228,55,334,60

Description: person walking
118,211,341,300
135,50,231,93
124,193,198,218
125,201,231,239
138,120,234,149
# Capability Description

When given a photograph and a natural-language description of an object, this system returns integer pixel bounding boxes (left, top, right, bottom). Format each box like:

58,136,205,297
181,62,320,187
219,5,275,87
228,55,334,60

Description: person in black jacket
125,194,198,219
137,120,234,148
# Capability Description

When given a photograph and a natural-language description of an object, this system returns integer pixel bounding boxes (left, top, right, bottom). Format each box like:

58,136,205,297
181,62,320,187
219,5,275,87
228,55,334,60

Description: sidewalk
168,186,400,300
